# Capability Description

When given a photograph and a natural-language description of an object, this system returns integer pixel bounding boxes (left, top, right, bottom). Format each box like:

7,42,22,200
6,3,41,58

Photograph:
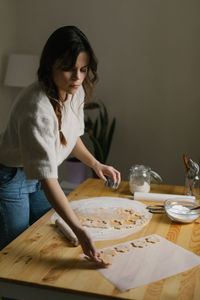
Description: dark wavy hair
37,25,98,145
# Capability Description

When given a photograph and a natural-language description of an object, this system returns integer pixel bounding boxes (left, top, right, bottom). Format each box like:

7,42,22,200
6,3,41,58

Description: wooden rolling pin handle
55,219,79,247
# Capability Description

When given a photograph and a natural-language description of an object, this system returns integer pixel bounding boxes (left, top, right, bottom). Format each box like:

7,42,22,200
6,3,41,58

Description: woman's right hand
41,179,102,263
75,227,102,263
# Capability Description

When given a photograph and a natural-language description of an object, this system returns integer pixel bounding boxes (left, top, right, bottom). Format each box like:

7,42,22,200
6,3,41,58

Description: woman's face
52,51,89,100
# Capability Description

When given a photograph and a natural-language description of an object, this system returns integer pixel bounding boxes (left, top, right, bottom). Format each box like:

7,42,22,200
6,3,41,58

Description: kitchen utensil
104,176,119,189
146,204,165,214
55,219,79,246
147,202,200,216
134,192,195,202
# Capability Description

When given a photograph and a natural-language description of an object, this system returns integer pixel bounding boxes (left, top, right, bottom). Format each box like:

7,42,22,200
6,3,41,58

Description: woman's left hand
92,162,121,185
71,138,121,185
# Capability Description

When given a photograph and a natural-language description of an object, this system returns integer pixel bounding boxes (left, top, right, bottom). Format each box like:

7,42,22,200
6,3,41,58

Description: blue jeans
0,163,51,251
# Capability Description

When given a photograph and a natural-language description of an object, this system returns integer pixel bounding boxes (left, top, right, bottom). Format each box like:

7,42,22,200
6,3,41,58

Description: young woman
0,26,121,262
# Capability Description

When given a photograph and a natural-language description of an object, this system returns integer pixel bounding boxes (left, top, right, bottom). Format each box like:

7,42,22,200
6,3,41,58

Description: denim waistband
0,163,40,194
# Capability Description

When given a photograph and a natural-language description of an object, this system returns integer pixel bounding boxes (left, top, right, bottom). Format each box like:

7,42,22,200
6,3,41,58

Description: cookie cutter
104,176,119,189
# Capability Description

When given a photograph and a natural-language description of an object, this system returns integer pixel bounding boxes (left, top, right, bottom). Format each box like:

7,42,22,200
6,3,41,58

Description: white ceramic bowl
164,198,200,223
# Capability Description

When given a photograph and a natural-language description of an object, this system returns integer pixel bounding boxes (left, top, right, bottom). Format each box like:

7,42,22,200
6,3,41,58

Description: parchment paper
51,197,152,241
97,235,200,292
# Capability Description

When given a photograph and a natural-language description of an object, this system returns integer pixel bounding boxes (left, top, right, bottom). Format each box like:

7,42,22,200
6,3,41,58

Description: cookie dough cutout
81,220,109,229
99,251,115,265
145,236,160,244
76,206,150,231
101,248,117,257
110,219,123,226
114,244,131,253
131,240,148,248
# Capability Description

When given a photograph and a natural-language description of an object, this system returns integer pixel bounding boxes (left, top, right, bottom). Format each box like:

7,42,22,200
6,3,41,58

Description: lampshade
4,54,40,87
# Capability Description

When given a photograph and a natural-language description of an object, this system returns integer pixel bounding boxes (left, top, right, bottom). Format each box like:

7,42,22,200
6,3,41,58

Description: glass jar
129,165,151,194
185,173,200,201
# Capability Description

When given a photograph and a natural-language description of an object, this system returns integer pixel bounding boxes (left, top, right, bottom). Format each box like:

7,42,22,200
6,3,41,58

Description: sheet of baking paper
97,235,200,292
51,197,152,241
134,192,195,202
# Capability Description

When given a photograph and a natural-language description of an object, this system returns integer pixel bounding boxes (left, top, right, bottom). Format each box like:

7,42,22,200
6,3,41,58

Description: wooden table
0,179,200,300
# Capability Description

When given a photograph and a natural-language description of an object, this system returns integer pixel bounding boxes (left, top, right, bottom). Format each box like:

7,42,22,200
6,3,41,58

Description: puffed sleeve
18,114,58,180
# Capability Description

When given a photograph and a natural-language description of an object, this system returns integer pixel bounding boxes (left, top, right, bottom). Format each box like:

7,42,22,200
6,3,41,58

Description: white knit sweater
0,82,84,179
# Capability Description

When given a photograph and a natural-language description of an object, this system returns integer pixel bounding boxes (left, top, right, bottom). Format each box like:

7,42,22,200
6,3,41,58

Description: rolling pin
55,218,79,247
134,192,195,202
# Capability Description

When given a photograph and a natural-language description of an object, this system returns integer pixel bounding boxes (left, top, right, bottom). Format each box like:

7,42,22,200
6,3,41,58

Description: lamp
4,54,39,87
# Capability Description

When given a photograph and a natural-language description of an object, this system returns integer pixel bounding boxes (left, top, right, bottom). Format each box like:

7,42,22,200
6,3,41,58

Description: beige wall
0,0,19,130
0,0,200,185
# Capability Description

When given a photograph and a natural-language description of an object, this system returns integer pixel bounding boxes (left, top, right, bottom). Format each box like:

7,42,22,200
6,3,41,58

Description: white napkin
134,192,195,202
